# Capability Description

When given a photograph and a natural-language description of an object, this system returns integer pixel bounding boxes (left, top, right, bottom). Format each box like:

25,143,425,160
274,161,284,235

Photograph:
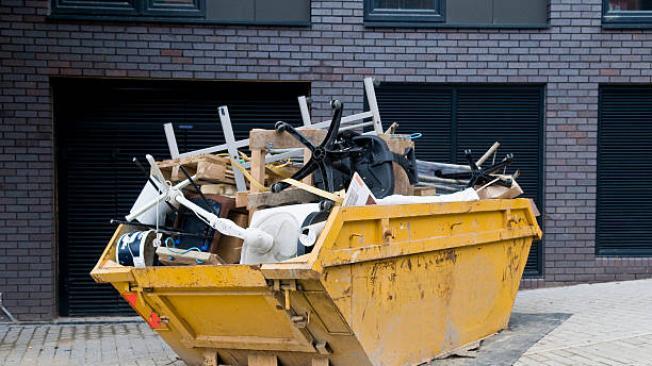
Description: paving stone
514,279,652,366
1,279,651,365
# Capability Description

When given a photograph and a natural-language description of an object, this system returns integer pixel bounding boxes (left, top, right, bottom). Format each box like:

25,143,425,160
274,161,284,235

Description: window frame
50,0,205,21
51,0,140,16
602,0,652,27
143,0,204,18
364,0,445,25
49,0,312,26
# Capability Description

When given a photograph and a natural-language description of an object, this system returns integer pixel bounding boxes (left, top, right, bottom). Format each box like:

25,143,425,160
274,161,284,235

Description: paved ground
513,279,652,366
0,320,181,366
1,279,651,365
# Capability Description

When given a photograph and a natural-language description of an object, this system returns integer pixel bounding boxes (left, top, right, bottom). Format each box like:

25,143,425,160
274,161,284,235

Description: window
365,0,549,28
51,0,204,18
603,0,652,25
364,0,445,24
50,0,311,25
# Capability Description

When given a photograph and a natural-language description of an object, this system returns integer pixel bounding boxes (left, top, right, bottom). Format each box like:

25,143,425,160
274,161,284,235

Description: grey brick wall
1,0,652,320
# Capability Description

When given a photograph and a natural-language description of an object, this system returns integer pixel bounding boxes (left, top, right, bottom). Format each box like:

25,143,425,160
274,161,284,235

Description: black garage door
54,79,310,316
598,86,652,255
374,84,544,276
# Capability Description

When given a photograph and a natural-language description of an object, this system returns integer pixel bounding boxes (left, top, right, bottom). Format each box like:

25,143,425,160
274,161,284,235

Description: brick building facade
2,0,652,320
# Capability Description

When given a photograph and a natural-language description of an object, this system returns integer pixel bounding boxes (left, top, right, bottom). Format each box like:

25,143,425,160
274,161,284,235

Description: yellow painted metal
92,198,541,366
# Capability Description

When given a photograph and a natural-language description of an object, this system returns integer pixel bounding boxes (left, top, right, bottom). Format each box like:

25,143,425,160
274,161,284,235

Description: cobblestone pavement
1,279,651,365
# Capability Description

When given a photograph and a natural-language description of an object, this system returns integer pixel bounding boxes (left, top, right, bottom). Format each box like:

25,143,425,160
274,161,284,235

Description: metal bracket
291,311,310,329
271,279,301,312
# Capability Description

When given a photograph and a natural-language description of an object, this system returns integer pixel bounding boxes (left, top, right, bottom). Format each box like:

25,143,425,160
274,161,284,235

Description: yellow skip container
92,198,542,366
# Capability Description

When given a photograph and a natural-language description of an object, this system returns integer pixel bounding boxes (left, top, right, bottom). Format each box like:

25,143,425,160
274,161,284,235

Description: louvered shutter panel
374,83,453,162
455,86,543,274
597,86,652,255
56,80,309,316
374,83,543,275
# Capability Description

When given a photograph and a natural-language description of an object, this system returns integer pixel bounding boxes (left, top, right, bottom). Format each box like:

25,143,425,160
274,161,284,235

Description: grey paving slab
513,279,652,366
0,322,183,366
1,279,651,365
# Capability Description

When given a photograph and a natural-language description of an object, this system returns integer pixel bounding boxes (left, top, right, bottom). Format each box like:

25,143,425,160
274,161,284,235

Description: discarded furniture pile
92,78,542,366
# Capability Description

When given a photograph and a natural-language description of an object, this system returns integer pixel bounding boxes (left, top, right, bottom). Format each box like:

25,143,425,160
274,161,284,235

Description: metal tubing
218,106,248,192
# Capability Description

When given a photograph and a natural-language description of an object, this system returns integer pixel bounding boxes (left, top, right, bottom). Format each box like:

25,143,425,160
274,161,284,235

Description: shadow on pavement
432,312,571,366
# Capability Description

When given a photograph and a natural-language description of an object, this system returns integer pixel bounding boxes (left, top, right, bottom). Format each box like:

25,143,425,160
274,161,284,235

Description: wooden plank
312,357,329,366
196,160,235,184
250,149,267,193
379,133,415,154
379,134,416,196
235,191,249,208
157,154,229,169
213,211,247,264
249,128,326,150
200,184,237,197
246,188,320,211
476,141,500,166
247,354,277,366
303,148,313,185
411,186,437,196
392,163,411,195
202,350,227,366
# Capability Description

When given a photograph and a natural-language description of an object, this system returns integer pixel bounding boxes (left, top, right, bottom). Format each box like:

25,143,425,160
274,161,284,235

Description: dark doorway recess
54,78,310,316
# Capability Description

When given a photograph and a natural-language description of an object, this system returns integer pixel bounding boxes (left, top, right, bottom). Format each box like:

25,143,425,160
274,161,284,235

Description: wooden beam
156,247,225,266
312,357,329,366
303,148,313,185
247,354,277,366
250,149,267,193
249,129,326,150
246,188,319,211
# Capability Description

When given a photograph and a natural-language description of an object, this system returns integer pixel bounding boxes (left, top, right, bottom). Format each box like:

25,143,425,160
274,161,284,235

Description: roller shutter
374,84,544,276
597,86,652,255
54,79,309,316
